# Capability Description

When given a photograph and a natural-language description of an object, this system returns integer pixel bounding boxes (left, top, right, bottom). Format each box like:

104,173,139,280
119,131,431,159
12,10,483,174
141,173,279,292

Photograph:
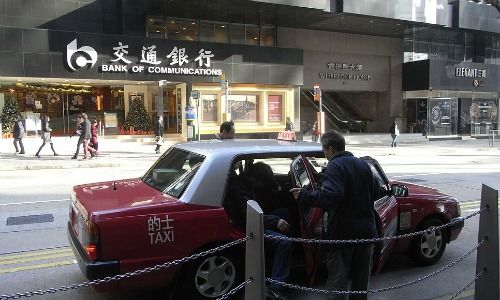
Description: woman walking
35,115,58,157
390,121,399,147
13,114,26,154
154,115,164,154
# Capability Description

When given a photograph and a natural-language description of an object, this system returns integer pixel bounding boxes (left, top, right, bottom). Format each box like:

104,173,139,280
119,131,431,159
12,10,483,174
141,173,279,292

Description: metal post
474,184,499,300
245,200,265,300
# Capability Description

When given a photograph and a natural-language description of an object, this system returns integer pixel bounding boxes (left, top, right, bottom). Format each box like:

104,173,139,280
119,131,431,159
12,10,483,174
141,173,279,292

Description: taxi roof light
277,131,297,142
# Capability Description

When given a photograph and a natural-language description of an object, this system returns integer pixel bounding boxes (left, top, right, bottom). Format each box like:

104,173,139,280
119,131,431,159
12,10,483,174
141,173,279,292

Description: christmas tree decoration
1,96,20,133
124,97,152,132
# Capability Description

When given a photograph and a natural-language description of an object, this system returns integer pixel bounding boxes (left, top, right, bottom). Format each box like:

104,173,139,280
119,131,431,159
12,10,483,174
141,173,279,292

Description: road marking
0,199,70,206
434,288,474,300
0,252,74,265
0,247,71,261
0,260,75,274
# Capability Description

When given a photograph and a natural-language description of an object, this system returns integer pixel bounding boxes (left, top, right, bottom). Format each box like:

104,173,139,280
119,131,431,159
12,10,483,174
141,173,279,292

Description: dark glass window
230,24,246,44
260,26,276,47
246,25,259,45
147,17,166,38
166,18,198,41
200,21,228,43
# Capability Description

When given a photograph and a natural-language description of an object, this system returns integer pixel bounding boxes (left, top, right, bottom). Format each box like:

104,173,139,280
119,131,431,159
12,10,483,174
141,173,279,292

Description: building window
147,17,166,38
268,95,282,122
166,18,198,41
230,24,246,44
202,94,218,122
228,94,259,122
246,25,259,45
260,26,276,47
200,21,228,43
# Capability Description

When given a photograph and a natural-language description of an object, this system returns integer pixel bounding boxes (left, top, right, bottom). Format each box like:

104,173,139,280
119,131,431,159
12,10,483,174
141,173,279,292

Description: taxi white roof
174,139,323,157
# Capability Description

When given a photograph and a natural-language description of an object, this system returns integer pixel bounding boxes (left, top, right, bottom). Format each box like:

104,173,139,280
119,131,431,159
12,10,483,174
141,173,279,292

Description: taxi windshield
142,148,205,198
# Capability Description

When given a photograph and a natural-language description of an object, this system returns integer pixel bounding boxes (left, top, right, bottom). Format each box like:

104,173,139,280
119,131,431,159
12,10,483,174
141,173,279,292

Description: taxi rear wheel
177,250,243,300
410,218,447,266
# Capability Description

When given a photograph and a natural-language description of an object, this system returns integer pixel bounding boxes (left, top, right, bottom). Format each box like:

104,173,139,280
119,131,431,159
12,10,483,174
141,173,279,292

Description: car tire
176,250,243,300
410,218,447,266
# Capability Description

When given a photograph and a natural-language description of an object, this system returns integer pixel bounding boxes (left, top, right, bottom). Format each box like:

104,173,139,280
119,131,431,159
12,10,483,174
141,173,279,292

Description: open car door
360,156,399,273
290,155,324,282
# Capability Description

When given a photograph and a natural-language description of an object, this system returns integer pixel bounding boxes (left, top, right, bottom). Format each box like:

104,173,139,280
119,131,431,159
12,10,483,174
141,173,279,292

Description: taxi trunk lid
72,178,179,220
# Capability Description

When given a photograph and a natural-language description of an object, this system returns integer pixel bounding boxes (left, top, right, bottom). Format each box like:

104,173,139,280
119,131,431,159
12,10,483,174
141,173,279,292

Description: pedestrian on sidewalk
35,115,58,157
390,121,399,147
214,120,235,140
13,114,26,154
311,120,320,143
71,115,84,159
90,119,99,158
285,117,293,131
154,115,164,154
81,113,97,159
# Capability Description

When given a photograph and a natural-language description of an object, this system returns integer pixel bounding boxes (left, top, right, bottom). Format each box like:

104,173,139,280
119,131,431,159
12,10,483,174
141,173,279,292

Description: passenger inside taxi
223,160,294,298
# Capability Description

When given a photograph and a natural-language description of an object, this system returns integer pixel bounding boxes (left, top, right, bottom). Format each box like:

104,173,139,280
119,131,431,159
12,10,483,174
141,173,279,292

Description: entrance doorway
153,83,184,135
406,98,428,135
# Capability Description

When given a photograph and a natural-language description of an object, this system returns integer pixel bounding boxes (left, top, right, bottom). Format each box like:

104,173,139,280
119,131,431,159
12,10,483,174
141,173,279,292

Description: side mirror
391,184,408,197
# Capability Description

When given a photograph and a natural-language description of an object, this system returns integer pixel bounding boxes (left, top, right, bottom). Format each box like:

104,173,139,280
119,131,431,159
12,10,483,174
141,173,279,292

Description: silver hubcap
420,226,443,259
194,256,235,298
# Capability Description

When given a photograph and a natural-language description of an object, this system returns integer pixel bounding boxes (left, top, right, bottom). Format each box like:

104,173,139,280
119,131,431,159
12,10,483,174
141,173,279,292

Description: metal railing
1,185,498,300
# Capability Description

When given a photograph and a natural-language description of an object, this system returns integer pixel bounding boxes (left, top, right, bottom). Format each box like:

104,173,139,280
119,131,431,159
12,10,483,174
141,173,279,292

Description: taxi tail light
83,221,100,261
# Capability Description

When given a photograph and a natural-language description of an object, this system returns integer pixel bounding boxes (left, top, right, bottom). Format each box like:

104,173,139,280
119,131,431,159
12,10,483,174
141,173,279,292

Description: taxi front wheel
410,218,447,266
177,250,243,300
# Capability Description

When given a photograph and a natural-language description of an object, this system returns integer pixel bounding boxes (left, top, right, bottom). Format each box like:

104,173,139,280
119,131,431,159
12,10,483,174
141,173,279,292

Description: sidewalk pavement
0,136,173,171
0,134,498,171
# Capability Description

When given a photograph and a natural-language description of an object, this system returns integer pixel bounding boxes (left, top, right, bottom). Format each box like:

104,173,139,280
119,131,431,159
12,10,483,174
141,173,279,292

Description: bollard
474,184,499,300
245,200,265,300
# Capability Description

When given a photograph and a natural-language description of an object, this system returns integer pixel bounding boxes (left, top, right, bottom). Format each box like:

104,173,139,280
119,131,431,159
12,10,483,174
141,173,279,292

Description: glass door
470,99,498,135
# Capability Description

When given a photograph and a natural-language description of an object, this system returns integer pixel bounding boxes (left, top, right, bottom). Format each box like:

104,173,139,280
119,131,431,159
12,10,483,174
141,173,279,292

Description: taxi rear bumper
67,222,120,280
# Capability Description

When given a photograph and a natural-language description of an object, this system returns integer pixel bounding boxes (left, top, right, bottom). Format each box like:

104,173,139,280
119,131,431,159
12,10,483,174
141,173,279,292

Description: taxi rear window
142,148,205,198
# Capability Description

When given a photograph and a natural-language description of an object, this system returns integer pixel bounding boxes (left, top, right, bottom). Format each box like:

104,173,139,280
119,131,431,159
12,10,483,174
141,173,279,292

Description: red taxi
68,139,463,299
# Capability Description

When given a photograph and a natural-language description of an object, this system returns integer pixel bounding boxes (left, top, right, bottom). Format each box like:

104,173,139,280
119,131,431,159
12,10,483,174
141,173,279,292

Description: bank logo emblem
66,39,98,71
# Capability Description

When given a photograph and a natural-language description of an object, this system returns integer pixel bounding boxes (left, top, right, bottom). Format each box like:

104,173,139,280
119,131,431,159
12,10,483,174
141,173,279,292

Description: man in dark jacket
13,115,25,154
291,130,377,300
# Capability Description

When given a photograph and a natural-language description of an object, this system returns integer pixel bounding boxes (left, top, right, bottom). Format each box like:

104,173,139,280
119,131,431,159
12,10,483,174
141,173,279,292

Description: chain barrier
216,278,253,300
0,237,249,300
267,239,485,296
450,271,484,300
265,210,481,245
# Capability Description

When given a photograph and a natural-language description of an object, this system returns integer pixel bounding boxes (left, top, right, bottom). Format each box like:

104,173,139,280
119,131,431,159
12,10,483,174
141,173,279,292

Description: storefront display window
202,94,217,122
428,98,458,136
268,95,282,122
228,94,259,122
470,99,498,135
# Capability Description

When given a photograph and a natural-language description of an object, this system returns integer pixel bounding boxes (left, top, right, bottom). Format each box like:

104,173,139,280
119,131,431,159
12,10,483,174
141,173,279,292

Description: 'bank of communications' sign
66,39,223,76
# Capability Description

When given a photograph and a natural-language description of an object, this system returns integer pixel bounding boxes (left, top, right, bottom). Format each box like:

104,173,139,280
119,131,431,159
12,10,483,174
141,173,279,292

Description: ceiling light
182,27,187,30
221,25,225,28
85,81,90,84
191,22,196,25
254,37,258,40
156,30,160,33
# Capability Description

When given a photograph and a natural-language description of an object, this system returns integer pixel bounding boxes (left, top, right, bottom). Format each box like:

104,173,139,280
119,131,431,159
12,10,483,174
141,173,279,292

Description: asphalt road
0,140,499,300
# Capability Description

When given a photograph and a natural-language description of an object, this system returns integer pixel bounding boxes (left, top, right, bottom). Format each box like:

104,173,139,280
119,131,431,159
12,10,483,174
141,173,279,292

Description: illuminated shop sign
455,67,487,78
65,39,223,76
319,62,372,81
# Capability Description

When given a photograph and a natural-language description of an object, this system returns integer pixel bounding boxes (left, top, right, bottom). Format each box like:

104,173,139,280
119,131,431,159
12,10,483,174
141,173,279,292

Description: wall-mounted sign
66,39,223,76
455,67,487,78
319,62,372,81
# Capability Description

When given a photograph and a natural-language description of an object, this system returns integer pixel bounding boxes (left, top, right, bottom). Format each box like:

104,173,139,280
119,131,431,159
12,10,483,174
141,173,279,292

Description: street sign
313,84,321,102
191,90,200,99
